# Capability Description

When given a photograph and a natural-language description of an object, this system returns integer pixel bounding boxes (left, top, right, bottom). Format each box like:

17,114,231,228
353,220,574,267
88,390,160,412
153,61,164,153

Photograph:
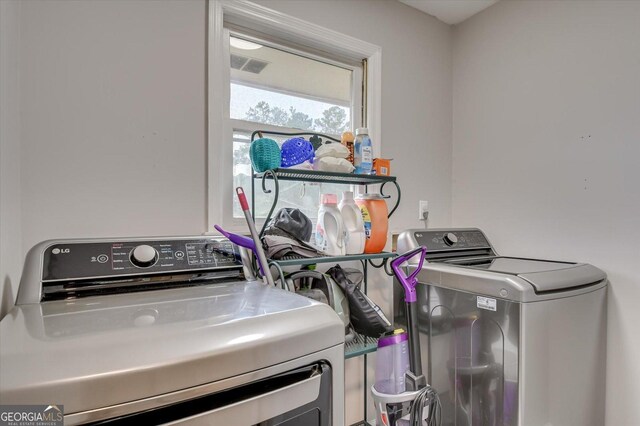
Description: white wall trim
208,0,226,232
208,0,382,231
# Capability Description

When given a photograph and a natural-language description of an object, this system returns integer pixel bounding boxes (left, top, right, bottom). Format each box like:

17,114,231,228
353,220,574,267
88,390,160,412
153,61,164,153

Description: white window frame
208,0,382,232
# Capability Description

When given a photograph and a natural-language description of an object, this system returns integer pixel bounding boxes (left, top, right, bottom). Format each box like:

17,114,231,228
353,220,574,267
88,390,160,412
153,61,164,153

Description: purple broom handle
214,225,264,275
390,246,427,303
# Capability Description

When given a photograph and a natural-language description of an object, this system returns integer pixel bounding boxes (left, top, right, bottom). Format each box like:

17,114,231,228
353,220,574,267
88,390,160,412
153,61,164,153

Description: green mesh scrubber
250,138,281,172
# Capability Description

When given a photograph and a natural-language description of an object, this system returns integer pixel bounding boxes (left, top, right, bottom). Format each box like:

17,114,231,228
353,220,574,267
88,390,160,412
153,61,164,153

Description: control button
97,254,109,263
174,251,185,260
500,288,509,298
443,233,458,246
130,245,158,268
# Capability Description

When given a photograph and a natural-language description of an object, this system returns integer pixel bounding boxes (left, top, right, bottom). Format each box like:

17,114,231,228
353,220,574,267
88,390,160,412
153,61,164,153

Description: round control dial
443,232,458,246
130,245,158,268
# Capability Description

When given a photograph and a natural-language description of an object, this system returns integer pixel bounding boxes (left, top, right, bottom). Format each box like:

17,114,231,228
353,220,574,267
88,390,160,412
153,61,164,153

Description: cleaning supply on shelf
315,193,345,256
250,138,281,172
374,330,410,395
339,191,366,254
373,158,392,176
355,193,389,253
341,131,355,165
354,128,373,174
280,137,315,167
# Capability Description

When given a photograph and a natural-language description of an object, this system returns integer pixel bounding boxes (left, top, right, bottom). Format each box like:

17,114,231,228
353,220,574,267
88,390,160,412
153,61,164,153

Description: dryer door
92,363,332,426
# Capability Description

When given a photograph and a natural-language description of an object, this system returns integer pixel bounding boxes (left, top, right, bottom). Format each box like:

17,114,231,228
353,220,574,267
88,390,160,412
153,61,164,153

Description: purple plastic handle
214,225,264,275
390,246,427,303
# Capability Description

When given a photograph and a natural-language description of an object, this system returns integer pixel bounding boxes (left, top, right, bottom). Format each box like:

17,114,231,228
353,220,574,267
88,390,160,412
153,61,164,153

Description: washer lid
440,256,606,293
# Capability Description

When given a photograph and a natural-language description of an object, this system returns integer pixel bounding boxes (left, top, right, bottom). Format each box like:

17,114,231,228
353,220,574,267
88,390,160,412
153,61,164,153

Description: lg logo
51,248,70,254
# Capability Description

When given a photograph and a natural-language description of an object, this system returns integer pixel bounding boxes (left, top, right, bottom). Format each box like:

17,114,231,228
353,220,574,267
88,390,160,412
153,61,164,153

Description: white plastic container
315,194,345,256
339,191,366,254
374,332,410,395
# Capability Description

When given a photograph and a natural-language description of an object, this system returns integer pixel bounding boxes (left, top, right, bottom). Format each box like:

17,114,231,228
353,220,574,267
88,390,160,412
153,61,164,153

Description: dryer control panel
42,238,241,281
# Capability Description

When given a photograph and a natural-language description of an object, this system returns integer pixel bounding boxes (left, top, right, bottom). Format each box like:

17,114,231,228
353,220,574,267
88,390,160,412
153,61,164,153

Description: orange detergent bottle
355,193,389,253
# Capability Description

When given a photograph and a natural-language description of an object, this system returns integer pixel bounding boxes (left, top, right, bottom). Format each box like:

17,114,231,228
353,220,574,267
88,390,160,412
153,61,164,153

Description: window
208,1,381,231
229,34,362,221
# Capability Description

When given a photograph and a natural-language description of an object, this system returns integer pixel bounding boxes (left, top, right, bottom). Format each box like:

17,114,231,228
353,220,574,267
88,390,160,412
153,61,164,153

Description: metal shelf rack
249,130,400,425
252,167,400,236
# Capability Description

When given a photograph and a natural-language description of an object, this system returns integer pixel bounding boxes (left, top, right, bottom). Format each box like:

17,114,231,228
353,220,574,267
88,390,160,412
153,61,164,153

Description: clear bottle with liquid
354,128,373,174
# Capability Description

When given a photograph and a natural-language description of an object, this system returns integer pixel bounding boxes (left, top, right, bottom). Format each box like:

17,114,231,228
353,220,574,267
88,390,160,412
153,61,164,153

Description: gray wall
0,0,208,320
0,0,22,319
452,1,640,424
19,0,208,254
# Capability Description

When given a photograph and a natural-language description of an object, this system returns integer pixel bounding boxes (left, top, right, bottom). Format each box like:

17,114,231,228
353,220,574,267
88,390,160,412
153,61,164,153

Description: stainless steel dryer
0,236,345,425
396,228,607,426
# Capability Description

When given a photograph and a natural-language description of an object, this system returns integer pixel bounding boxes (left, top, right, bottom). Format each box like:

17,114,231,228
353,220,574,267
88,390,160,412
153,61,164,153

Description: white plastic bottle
354,128,373,174
339,191,366,254
315,194,345,256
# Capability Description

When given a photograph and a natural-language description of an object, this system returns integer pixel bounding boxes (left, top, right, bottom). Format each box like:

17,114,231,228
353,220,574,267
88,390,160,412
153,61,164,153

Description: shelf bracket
258,170,279,237
367,257,395,276
380,180,401,218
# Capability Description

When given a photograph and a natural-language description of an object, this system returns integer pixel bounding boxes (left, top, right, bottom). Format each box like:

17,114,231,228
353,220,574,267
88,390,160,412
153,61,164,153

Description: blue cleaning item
354,128,373,174
250,138,281,172
280,137,314,167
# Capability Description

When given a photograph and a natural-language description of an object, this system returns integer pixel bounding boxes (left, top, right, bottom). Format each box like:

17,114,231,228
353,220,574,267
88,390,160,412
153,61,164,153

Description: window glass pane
229,35,358,221
232,131,252,219
230,36,352,134
231,83,351,133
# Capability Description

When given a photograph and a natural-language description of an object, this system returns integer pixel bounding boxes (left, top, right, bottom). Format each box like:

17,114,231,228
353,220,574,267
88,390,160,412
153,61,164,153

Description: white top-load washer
0,236,345,425
396,228,607,426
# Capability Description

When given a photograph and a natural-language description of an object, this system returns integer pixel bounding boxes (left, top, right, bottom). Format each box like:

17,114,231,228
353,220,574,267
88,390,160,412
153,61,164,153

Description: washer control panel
42,237,241,281
404,229,492,252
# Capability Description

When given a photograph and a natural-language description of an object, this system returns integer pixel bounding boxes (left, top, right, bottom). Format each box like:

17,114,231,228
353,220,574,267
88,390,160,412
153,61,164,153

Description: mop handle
214,225,264,275
391,246,428,380
236,187,275,287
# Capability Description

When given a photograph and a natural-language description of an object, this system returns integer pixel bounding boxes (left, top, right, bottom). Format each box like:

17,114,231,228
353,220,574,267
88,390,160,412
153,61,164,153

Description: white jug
316,194,345,256
339,191,366,254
